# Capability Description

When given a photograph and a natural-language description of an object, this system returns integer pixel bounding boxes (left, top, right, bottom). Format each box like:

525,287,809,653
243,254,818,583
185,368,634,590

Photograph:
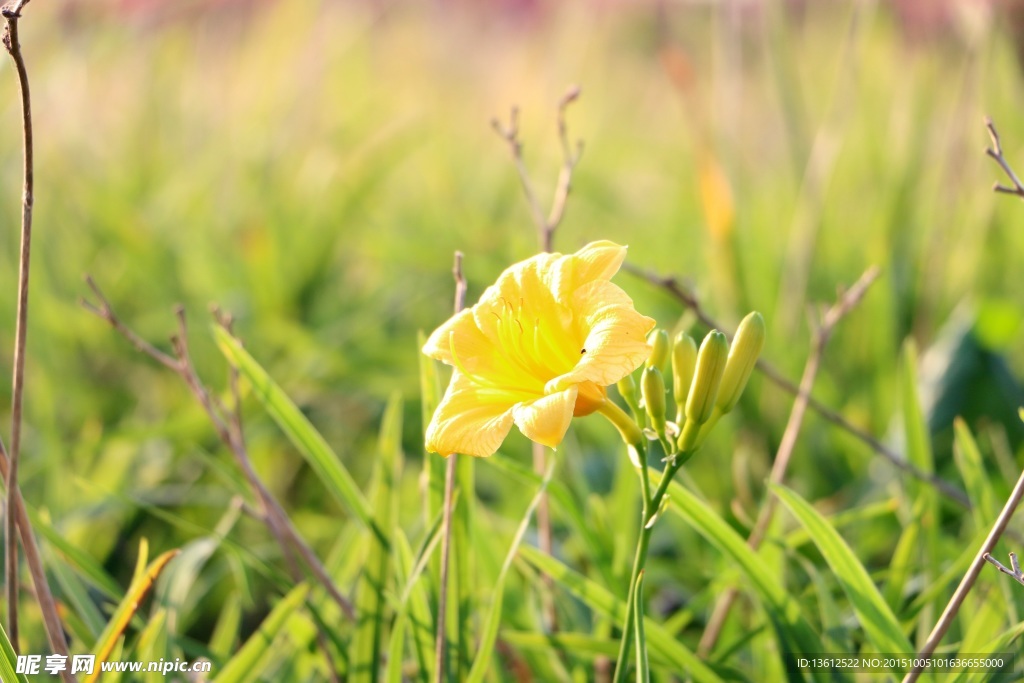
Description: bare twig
0,5,73,675
698,267,878,656
984,552,1024,587
985,118,1024,197
904,463,1024,682
623,263,972,509
494,87,583,633
3,0,33,650
82,280,356,630
903,118,1024,682
435,251,466,683
491,85,582,252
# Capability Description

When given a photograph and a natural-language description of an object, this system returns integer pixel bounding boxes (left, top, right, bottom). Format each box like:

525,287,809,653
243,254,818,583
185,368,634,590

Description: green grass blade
660,475,829,668
419,333,444,524
31,509,122,601
953,418,998,528
0,621,29,683
214,327,374,528
212,583,310,683
634,571,649,683
518,545,725,683
88,544,180,683
772,484,913,672
466,457,555,683
350,392,403,683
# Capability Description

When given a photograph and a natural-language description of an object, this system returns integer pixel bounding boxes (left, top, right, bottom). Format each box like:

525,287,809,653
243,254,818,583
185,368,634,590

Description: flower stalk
603,318,763,681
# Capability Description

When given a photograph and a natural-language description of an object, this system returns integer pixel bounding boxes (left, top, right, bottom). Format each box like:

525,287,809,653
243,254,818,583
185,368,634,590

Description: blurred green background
2,0,1024,671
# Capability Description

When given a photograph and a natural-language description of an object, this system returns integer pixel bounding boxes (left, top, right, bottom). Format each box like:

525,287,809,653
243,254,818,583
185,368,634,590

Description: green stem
612,458,684,682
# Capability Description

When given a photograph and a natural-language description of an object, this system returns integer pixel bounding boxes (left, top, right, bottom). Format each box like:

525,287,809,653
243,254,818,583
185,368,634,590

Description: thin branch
903,118,1024,681
985,117,1024,197
435,251,466,683
3,0,33,651
493,87,583,633
0,4,71,674
903,461,1024,682
699,267,878,656
623,263,972,509
82,281,356,630
984,552,1024,587
492,85,583,252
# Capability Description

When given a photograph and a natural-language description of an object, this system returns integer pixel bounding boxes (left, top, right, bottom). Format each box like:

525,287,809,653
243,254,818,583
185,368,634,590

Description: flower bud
641,366,667,434
716,312,765,413
685,330,728,426
617,373,639,410
646,329,670,372
671,332,697,414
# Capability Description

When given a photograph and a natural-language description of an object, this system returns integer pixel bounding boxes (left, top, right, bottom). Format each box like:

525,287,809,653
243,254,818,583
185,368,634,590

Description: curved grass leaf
518,545,725,683
660,475,829,679
87,542,180,683
0,621,29,683
772,484,913,675
350,393,402,683
634,571,649,683
466,458,555,683
213,583,310,683
214,327,374,530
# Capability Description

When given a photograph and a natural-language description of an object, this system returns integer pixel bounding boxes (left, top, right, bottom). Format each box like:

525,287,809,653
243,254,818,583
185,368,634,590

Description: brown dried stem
903,117,1024,682
698,267,878,656
491,85,582,253
493,86,583,632
3,0,33,650
0,4,75,676
82,278,356,632
623,263,971,509
985,117,1024,198
434,251,466,683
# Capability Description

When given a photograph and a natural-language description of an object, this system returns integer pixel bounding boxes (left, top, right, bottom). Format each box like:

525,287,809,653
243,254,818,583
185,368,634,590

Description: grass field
1,0,1024,680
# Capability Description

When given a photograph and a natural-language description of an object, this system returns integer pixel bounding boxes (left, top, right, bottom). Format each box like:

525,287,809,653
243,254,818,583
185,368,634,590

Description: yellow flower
423,241,656,457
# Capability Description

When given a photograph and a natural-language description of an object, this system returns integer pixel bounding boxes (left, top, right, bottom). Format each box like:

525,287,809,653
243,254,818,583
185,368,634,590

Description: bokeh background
3,0,1024,673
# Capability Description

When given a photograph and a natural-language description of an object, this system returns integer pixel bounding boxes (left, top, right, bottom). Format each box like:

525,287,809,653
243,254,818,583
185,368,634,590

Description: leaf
350,393,402,683
212,583,310,683
518,545,725,683
87,541,180,683
633,571,649,683
466,458,555,683
772,484,913,675
214,327,375,530
0,621,29,683
659,474,830,679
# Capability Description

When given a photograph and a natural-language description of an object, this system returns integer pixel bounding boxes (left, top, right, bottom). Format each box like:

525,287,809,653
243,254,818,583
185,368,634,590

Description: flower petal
550,241,628,304
512,386,579,450
425,371,518,457
551,280,655,387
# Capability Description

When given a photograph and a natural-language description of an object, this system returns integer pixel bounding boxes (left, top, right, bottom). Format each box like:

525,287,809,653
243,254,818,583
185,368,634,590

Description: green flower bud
646,329,670,372
716,312,766,413
641,366,667,434
671,332,698,414
617,373,638,409
685,330,728,426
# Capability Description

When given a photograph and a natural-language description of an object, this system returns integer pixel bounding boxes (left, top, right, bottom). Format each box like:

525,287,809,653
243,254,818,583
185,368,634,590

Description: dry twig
434,251,466,683
699,267,879,655
0,3,77,676
82,279,354,673
493,86,583,632
904,118,1024,682
984,552,1024,587
985,118,1024,198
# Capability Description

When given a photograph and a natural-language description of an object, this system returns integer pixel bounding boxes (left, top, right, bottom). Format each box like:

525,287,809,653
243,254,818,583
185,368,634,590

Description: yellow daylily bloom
423,241,656,457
